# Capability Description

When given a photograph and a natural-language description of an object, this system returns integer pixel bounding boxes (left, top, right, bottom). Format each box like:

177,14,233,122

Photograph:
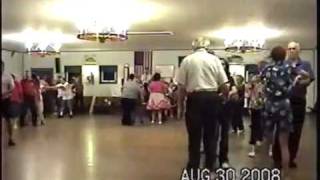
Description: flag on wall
134,51,153,77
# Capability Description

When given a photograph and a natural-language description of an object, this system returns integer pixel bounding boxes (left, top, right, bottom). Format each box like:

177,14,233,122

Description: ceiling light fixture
23,28,62,56
61,0,170,43
224,38,265,53
76,20,174,43
212,24,282,53
77,22,128,43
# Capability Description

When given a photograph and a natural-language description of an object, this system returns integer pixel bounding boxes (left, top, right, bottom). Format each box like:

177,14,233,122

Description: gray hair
288,41,301,51
192,37,211,50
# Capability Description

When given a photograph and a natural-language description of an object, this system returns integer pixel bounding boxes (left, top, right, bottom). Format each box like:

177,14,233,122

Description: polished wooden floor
3,113,316,180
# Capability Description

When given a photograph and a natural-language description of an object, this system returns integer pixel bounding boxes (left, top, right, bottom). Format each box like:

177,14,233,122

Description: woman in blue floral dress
260,46,294,169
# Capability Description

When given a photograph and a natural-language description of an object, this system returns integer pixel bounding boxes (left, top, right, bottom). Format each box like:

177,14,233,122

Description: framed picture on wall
154,65,175,78
99,65,118,84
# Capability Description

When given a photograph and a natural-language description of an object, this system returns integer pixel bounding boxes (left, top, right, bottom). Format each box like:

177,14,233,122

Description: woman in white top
38,77,48,125
60,80,75,118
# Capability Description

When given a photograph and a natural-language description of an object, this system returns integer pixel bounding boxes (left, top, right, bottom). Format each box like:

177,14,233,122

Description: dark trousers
186,91,221,171
249,109,263,145
121,98,136,125
20,95,37,126
217,101,231,164
44,90,57,116
273,97,306,163
74,93,84,112
56,97,63,116
230,100,244,132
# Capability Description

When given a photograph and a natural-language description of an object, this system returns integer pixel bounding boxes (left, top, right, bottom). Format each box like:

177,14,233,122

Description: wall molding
1,48,25,53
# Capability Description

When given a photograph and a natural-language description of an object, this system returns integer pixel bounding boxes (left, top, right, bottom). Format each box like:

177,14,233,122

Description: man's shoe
8,139,16,146
273,162,282,170
221,162,230,169
248,151,256,157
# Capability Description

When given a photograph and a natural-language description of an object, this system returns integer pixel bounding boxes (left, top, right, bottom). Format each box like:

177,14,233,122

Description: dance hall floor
3,113,316,180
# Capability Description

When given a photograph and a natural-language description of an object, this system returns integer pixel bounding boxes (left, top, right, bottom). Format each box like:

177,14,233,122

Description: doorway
64,66,82,83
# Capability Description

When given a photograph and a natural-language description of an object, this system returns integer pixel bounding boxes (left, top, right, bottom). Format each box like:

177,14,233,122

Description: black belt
188,90,218,95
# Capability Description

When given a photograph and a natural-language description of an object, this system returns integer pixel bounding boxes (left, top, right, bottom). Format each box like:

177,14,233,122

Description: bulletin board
154,65,175,78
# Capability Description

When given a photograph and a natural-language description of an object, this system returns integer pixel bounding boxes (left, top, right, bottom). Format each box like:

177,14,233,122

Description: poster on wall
229,64,245,77
154,65,175,78
87,72,95,85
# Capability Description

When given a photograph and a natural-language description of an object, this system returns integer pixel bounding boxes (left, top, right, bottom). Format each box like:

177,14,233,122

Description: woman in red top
10,74,23,118
20,73,38,127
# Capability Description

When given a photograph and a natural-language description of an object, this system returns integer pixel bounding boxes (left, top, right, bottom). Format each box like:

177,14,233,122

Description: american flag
134,51,153,77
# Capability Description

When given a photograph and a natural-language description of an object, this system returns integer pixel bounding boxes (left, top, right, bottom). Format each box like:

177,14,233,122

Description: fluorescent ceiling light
2,29,80,44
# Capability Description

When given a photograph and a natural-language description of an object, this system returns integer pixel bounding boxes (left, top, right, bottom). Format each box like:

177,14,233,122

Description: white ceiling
1,0,317,51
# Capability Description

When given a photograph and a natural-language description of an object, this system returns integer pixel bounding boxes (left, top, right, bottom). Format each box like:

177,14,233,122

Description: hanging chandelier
23,28,62,56
26,42,61,57
212,24,282,53
76,20,128,43
224,38,265,53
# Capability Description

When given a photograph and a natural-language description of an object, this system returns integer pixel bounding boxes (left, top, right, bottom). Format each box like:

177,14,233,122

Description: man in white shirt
57,78,74,118
1,61,16,146
176,37,229,174
55,77,65,118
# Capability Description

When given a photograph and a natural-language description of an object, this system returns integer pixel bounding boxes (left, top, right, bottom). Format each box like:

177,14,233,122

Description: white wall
153,50,192,67
152,50,192,80
1,50,24,79
22,52,134,97
298,50,316,110
23,54,56,72
60,51,134,97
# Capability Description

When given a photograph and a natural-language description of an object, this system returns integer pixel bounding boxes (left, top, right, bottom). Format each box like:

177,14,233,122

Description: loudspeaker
55,58,61,73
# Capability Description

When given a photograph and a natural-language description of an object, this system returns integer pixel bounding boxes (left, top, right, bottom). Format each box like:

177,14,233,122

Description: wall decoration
134,51,153,76
84,54,97,65
87,72,95,85
82,65,98,87
154,65,175,78
122,64,130,86
99,65,118,84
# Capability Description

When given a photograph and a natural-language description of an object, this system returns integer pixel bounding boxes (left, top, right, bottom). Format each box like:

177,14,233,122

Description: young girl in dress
146,73,171,124
247,75,265,157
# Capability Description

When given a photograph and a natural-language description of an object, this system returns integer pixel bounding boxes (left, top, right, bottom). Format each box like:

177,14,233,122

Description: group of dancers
121,73,178,126
1,64,84,146
176,39,314,177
